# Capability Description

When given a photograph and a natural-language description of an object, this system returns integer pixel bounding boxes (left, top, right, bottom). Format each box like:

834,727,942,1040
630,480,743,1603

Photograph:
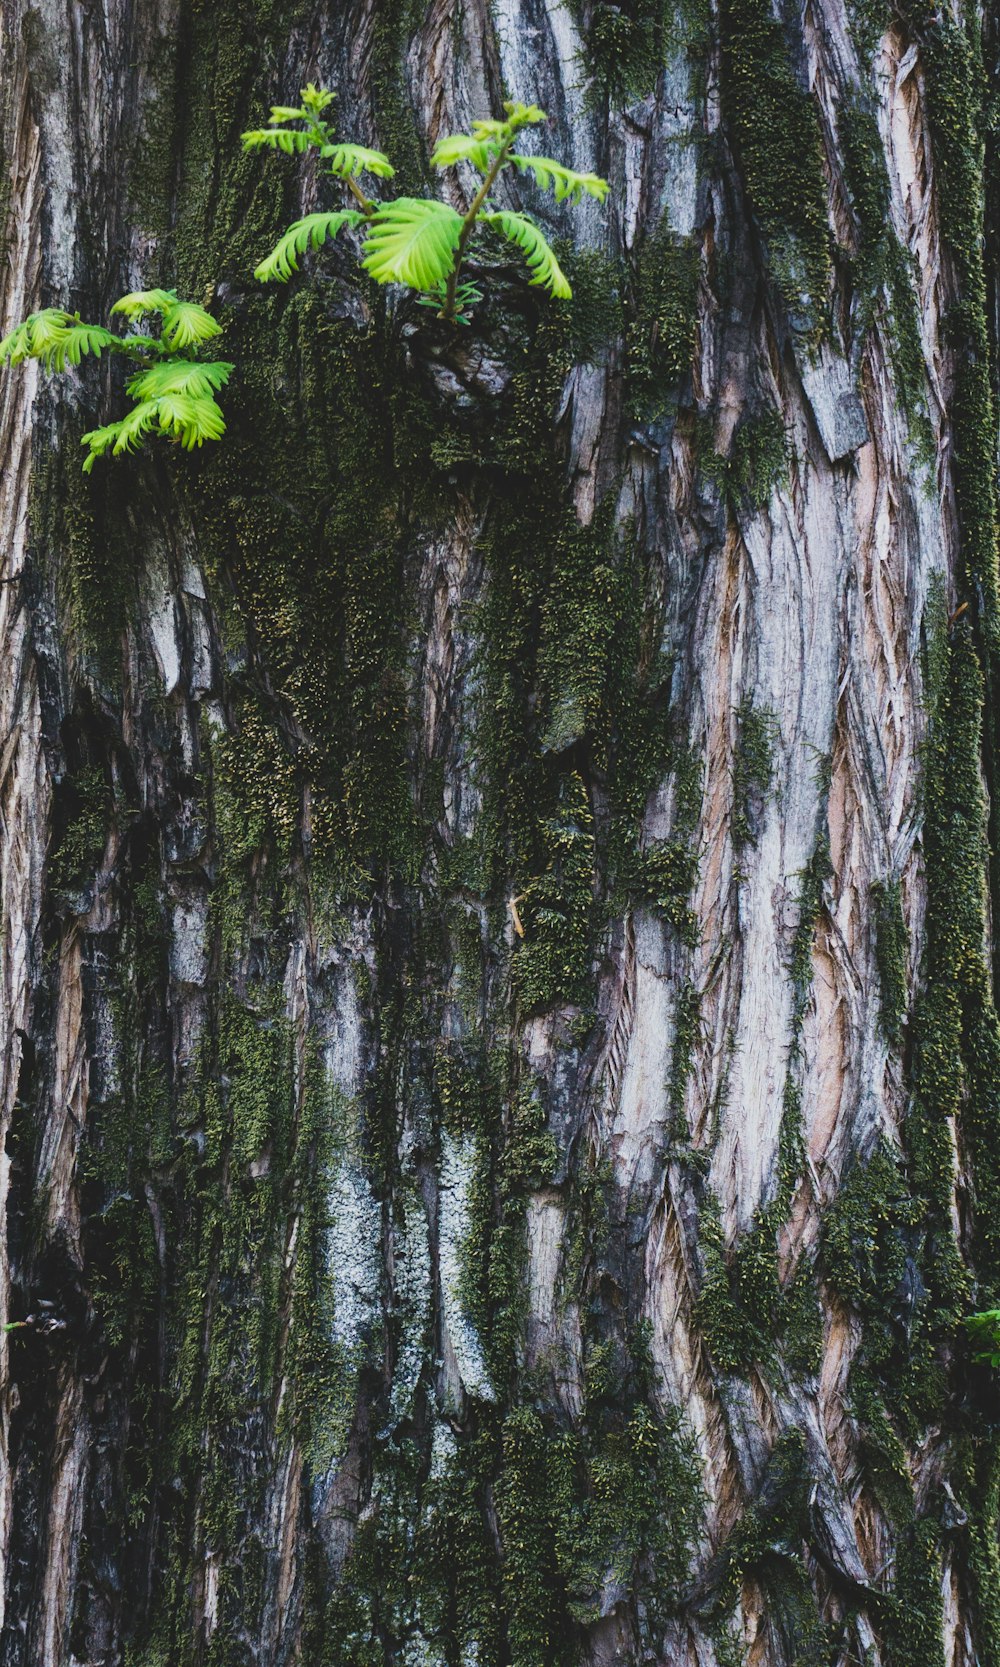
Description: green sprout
247,91,609,324
0,290,232,471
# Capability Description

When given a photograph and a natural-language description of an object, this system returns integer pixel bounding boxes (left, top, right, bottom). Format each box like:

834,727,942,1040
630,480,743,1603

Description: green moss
824,1144,951,1436
703,407,789,511
845,0,890,63
872,878,908,1047
411,1427,505,1664
368,0,427,191
954,1433,1000,1667
887,1519,946,1667
913,618,1000,1290
667,981,700,1136
780,1252,823,1377
899,10,999,640
626,221,699,415
627,837,699,942
495,1365,701,1664
839,91,934,463
709,1430,829,1657
513,772,596,1011
698,816,828,1374
821,1146,972,1662
577,0,671,104
496,1408,577,1667
717,0,831,324
32,441,135,678
171,0,309,289
732,695,775,852
462,292,693,1017
49,763,110,892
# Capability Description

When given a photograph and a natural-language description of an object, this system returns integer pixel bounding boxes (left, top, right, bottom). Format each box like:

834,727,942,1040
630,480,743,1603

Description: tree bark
1,1,998,1664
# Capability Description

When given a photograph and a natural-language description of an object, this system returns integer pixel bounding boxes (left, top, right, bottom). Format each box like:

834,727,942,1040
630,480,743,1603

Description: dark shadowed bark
1,1,999,1663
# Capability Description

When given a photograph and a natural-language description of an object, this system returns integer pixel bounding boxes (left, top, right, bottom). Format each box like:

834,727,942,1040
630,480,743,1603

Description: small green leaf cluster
0,309,117,373
2,88,605,471
249,91,608,325
0,288,232,471
241,82,393,281
965,1310,1000,1368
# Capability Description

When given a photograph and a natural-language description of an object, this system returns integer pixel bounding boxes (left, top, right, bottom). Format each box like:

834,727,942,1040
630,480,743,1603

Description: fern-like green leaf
301,84,335,115
480,210,572,298
254,211,364,283
108,400,162,455
0,311,77,365
361,197,464,291
161,301,223,350
45,322,118,372
509,154,609,203
0,315,45,364
472,104,546,140
154,392,226,448
269,104,309,123
431,134,497,172
500,101,547,131
241,127,315,155
80,420,126,472
126,360,234,401
320,143,395,180
111,289,177,319
20,310,74,364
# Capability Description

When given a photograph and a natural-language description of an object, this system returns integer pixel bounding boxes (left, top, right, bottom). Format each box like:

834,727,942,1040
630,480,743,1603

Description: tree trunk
1,0,998,1663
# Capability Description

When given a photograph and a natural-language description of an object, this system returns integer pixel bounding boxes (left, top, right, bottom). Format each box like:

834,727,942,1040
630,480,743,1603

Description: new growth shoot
247,92,608,324
0,291,232,471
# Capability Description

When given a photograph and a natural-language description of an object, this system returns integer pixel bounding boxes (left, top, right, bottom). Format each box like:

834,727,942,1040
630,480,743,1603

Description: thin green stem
439,137,514,323
306,113,375,216
344,175,374,215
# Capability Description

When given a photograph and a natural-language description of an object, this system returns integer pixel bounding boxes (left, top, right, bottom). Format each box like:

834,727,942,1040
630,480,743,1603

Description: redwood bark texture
1,1,999,1665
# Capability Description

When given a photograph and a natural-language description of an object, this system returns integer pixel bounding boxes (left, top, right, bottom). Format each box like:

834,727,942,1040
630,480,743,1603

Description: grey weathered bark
1,0,999,1664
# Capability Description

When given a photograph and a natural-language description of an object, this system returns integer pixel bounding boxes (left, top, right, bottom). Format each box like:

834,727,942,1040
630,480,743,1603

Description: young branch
438,138,514,324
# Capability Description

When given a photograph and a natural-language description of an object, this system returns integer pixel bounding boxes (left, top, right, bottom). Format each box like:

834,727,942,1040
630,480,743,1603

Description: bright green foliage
245,83,394,281
246,90,606,321
416,100,606,321
125,358,231,402
253,209,363,282
0,289,231,471
319,142,396,180
965,1310,1000,1367
361,196,464,290
481,210,572,298
0,309,116,372
507,153,609,203
242,83,394,190
85,293,230,467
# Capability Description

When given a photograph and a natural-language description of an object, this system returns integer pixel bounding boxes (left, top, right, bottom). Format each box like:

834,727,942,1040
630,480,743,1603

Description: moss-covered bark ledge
1,1,1000,1665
